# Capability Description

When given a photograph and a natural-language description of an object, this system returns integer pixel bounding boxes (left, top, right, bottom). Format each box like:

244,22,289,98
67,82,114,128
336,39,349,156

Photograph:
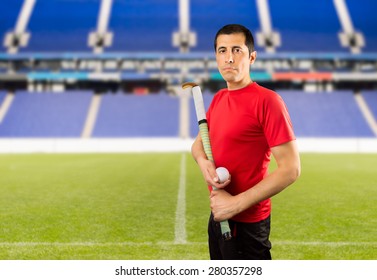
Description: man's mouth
223,67,236,71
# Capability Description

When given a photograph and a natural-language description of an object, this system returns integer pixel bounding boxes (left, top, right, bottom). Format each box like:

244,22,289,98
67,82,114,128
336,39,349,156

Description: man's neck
227,79,253,91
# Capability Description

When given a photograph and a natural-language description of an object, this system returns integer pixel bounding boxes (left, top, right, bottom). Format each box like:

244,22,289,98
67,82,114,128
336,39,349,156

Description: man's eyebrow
217,45,243,50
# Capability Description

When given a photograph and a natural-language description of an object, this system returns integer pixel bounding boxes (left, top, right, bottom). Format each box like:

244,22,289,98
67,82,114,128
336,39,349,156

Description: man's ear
249,51,257,65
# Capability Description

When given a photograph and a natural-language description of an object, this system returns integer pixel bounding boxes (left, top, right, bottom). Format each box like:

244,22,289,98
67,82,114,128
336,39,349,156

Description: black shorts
208,213,272,260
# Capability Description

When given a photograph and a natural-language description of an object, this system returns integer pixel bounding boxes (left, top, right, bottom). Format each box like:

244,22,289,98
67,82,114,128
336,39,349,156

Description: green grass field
0,152,376,260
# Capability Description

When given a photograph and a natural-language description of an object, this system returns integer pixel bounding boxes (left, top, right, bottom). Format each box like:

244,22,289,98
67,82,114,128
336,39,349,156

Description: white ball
216,167,230,183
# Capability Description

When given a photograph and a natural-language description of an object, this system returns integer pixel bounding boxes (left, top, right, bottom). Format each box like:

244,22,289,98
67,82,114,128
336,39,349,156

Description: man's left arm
210,140,301,221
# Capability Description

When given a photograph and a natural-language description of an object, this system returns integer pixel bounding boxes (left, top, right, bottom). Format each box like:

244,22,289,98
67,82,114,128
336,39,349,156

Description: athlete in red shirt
191,24,301,260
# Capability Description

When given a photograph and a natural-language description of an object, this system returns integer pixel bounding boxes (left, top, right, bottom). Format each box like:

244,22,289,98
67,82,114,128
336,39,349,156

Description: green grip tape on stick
199,122,213,162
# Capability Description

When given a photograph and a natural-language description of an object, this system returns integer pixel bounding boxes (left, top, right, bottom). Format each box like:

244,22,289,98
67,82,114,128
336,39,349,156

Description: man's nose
226,53,234,63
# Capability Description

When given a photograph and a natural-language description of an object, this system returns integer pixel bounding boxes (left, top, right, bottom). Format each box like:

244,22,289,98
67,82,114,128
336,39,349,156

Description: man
191,24,301,260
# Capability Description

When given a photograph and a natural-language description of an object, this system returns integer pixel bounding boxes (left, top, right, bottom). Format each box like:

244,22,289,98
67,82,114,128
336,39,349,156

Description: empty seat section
269,0,342,52
345,0,377,52
190,0,258,51
279,90,374,137
23,0,98,51
0,2,22,52
92,94,179,137
2,0,377,53
0,91,92,137
109,1,177,52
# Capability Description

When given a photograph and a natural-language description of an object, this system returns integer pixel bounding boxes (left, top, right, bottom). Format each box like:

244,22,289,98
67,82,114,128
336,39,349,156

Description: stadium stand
0,89,374,139
345,0,377,52
92,93,180,137
0,0,376,142
269,0,343,52
0,2,21,53
2,0,376,53
189,0,259,52
108,1,178,52
279,90,374,137
0,91,92,137
20,0,97,52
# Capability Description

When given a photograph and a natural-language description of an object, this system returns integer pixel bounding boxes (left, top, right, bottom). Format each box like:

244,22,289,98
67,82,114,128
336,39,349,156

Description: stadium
0,0,376,260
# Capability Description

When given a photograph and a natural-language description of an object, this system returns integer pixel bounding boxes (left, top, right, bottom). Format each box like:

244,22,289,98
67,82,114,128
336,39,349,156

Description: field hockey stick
182,82,232,241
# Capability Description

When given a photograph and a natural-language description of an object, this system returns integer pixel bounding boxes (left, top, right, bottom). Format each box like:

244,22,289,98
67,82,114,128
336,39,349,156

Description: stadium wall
0,137,376,153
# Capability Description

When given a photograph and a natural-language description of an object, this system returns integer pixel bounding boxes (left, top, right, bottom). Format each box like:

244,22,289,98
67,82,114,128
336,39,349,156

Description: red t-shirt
207,82,295,223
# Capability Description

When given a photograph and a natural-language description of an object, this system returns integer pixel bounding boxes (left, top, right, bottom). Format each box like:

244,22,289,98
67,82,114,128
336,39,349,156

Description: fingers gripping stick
182,82,232,241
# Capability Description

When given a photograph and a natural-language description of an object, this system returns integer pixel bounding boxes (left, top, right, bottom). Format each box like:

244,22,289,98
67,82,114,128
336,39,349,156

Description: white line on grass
274,241,377,246
0,241,376,247
174,153,187,244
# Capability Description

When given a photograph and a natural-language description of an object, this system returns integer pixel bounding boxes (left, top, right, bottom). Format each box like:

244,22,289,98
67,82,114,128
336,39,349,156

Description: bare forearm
237,165,299,213
191,135,207,164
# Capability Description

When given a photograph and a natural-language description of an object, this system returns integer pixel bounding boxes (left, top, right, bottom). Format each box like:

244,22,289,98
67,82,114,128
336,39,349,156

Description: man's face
215,33,256,88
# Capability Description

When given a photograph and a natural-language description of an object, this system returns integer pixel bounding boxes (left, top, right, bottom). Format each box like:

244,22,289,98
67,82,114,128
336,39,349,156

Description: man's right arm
191,133,206,164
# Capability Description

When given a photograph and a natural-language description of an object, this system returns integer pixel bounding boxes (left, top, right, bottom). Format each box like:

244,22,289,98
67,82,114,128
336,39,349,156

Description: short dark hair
214,24,255,55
